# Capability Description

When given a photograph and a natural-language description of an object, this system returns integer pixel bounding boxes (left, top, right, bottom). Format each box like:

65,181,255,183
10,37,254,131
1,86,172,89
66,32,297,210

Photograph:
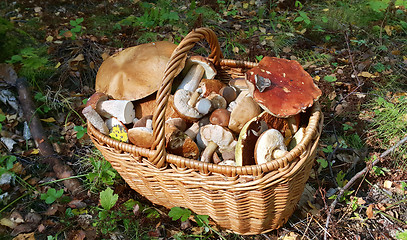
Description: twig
324,135,407,240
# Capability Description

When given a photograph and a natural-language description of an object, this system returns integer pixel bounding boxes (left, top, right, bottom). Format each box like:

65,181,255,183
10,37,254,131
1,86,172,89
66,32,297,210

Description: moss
0,17,35,63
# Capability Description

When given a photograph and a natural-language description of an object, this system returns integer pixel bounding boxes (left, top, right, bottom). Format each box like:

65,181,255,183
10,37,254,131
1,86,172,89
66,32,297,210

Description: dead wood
15,77,85,197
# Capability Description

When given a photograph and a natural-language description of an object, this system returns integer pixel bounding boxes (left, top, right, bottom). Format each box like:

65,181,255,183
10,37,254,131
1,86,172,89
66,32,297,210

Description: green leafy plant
100,187,118,211
324,75,337,82
396,230,407,240
294,11,311,25
85,151,119,190
7,47,48,71
60,18,84,40
0,155,17,176
41,188,64,204
317,158,329,169
372,166,390,176
168,207,192,222
0,114,6,131
74,125,87,139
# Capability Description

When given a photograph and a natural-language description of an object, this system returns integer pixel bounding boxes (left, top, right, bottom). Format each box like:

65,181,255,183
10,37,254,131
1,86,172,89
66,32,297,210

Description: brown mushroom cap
95,41,184,101
246,56,322,118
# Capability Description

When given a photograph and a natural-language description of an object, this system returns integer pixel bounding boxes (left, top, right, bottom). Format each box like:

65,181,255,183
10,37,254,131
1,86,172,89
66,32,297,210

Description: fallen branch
15,77,85,197
324,135,407,240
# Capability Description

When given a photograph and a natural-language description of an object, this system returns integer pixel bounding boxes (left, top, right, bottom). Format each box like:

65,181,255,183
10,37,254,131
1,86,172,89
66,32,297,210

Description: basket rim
87,58,322,176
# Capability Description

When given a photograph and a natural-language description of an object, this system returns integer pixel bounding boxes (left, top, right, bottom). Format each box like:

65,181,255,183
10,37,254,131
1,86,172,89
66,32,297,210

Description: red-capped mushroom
246,56,322,118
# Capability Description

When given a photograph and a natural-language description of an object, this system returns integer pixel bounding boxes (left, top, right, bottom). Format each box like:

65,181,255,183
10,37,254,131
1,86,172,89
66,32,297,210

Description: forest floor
0,0,406,239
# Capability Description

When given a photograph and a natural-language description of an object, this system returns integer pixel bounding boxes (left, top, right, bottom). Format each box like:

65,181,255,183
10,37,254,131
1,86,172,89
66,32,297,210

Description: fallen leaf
11,223,36,236
314,75,320,81
101,52,110,60
63,31,73,38
357,197,366,205
384,25,392,36
34,7,42,13
282,232,300,240
358,71,377,78
71,54,84,62
25,213,41,224
68,199,87,209
46,36,53,42
366,204,374,219
12,232,35,240
0,218,17,228
283,47,291,53
54,62,61,68
37,224,45,233
40,117,56,123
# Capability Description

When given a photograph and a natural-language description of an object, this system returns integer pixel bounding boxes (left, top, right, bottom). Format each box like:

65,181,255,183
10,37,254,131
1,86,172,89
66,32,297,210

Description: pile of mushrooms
84,42,322,166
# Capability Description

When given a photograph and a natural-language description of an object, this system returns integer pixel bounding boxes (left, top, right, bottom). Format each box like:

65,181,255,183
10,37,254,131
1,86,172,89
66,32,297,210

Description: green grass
365,93,407,168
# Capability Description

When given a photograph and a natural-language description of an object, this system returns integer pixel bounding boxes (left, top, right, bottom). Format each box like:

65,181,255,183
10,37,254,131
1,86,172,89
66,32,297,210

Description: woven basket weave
87,28,323,235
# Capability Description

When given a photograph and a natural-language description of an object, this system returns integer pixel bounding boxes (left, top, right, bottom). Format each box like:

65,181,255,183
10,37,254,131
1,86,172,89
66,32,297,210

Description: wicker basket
87,28,323,235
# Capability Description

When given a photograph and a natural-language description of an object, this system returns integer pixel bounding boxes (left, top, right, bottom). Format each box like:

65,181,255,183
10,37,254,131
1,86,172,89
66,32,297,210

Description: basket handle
150,28,223,167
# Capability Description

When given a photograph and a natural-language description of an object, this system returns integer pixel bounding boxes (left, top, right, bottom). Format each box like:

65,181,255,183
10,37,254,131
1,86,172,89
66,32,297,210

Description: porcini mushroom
96,100,135,124
254,129,288,165
82,106,109,135
165,123,199,159
199,79,226,97
96,41,185,101
177,56,217,92
235,111,290,166
173,89,203,121
246,56,322,118
209,108,230,127
199,124,235,163
228,91,261,133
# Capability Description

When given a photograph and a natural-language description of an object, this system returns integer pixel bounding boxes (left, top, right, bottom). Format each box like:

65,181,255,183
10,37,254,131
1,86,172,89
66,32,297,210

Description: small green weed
40,188,64,204
74,125,87,139
0,155,17,175
0,114,6,132
100,188,118,211
60,18,84,40
365,95,407,168
83,150,120,191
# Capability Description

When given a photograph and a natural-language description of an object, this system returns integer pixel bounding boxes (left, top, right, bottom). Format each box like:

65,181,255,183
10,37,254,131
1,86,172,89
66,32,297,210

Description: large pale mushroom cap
246,56,322,118
96,41,184,101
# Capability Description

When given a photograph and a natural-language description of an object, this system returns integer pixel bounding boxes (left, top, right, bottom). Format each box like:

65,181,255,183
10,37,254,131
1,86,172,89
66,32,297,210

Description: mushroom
128,127,154,148
95,41,185,101
165,118,187,132
177,56,217,92
245,56,322,118
229,78,249,92
134,94,181,120
82,106,109,135
128,116,154,148
228,91,261,133
235,111,289,166
195,98,212,115
199,79,226,97
288,127,306,150
165,123,199,160
106,117,129,142
206,93,227,110
209,108,230,127
254,129,288,165
173,89,203,121
199,124,235,163
96,100,135,124
219,86,237,104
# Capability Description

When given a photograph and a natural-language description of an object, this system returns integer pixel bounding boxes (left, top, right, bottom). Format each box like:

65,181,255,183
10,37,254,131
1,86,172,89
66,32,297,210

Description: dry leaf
12,232,36,240
40,117,56,123
314,75,320,82
101,52,110,60
366,204,374,219
283,47,291,53
72,54,84,62
63,31,73,38
54,62,61,68
0,218,17,228
358,71,377,78
282,232,300,240
357,197,366,205
384,25,392,36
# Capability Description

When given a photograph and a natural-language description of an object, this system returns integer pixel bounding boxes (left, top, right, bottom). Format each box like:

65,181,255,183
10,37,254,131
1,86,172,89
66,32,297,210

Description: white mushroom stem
178,64,205,92
96,100,135,124
188,90,201,107
201,141,218,163
82,106,109,135
185,122,199,139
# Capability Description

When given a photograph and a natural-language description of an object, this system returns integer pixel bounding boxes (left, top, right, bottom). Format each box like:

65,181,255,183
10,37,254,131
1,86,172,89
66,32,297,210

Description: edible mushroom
173,89,204,121
228,91,261,133
199,124,235,163
95,41,185,101
254,129,288,165
177,56,217,92
246,56,322,118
